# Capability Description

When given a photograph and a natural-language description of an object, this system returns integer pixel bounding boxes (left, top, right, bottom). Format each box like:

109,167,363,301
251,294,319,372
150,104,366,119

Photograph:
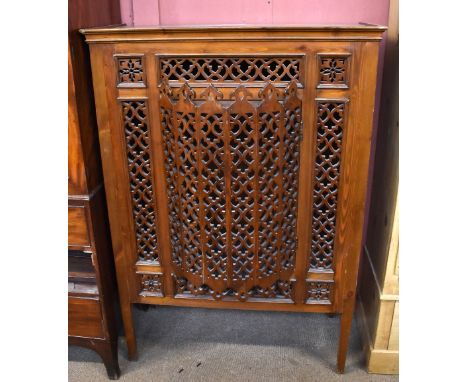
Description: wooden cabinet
68,0,121,379
357,194,399,374
356,0,399,374
81,25,385,373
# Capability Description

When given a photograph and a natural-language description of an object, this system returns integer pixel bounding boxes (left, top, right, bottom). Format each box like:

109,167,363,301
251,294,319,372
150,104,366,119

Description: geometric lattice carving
159,83,181,268
229,87,256,283
174,275,293,302
139,273,164,296
122,100,159,263
305,281,333,303
117,57,145,86
310,101,345,270
280,81,302,273
318,56,349,88
160,57,301,83
174,85,202,277
159,78,302,301
257,85,282,279
199,86,228,281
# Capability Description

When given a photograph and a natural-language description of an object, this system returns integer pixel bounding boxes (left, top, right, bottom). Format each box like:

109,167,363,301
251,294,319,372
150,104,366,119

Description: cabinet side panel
89,44,139,303
336,41,381,311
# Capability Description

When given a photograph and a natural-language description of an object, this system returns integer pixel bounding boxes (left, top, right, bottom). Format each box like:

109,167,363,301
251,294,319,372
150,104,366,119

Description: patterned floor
69,306,398,381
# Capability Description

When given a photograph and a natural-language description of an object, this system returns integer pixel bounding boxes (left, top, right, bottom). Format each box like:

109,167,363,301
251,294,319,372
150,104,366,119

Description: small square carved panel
317,54,350,88
116,56,145,87
139,273,164,296
305,280,333,304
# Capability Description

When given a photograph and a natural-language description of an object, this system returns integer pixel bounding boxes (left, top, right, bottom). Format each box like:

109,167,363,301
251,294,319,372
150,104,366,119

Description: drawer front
68,206,90,247
68,296,104,338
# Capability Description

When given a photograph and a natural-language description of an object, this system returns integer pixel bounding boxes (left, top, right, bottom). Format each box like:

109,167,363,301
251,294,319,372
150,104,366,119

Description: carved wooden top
80,24,387,43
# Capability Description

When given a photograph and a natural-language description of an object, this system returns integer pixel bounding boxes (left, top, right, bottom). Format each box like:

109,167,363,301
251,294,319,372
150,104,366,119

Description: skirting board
356,297,399,374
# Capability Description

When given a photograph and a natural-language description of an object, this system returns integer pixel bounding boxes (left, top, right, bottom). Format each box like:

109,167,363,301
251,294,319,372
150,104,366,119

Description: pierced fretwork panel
160,78,302,301
160,57,301,83
229,89,256,283
122,100,159,263
174,85,202,277
159,83,182,268
200,93,228,281
257,84,284,279
310,102,345,270
174,275,293,302
281,83,302,274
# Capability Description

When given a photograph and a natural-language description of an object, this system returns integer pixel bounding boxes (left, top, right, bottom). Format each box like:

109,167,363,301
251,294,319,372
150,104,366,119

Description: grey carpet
69,306,398,381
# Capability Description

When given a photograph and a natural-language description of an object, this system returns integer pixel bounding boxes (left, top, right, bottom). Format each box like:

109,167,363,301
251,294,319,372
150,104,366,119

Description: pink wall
120,0,388,26
119,0,391,245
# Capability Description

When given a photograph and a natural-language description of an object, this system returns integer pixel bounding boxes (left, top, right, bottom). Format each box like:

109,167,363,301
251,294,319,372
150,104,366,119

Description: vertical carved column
199,85,227,292
228,87,257,291
172,84,202,283
257,83,285,283
281,80,302,280
159,81,182,270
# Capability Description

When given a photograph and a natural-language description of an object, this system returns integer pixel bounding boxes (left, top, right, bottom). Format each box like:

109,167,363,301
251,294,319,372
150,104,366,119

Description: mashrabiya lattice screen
159,80,302,301
160,57,301,83
310,101,345,270
122,100,160,263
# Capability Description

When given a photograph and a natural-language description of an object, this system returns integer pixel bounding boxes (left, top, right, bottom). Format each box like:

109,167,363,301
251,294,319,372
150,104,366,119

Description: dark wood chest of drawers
68,0,121,379
82,24,385,373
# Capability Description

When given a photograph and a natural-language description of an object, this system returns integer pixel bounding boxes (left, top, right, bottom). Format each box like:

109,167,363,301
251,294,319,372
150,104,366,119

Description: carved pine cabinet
82,25,385,373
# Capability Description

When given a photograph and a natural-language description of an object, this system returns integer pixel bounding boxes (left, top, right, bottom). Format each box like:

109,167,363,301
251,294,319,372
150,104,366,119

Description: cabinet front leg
121,302,138,361
336,304,354,373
